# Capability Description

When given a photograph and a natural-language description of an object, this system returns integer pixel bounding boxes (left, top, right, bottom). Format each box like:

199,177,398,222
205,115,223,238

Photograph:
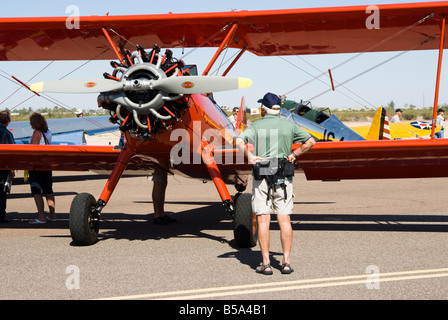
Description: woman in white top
28,112,56,224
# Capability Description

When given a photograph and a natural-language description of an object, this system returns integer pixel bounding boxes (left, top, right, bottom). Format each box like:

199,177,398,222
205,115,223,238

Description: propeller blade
30,78,123,93
151,76,252,94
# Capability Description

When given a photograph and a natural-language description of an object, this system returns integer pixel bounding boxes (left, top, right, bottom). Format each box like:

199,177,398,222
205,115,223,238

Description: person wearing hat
75,109,83,117
391,109,402,123
236,92,315,275
435,108,445,138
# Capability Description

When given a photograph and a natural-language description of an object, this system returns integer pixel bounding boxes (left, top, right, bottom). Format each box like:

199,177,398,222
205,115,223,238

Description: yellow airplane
280,100,441,141
350,107,442,140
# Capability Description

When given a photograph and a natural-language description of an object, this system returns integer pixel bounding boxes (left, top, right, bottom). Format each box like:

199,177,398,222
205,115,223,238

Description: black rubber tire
69,193,99,246
233,193,258,248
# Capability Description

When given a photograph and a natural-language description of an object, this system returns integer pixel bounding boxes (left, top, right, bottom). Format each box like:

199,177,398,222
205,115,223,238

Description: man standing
0,110,15,223
228,107,239,127
391,109,402,123
236,93,315,275
435,108,445,139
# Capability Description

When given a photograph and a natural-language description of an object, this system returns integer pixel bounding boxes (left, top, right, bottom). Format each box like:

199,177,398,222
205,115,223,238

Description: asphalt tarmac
1,170,447,303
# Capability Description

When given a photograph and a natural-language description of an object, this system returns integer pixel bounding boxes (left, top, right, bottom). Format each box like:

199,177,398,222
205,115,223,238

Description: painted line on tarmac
97,267,448,300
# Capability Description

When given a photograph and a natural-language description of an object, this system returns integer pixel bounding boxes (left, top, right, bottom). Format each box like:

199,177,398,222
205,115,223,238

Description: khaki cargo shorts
252,178,294,215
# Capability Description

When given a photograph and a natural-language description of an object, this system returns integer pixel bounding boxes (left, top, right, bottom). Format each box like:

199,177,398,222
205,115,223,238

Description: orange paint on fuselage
125,94,238,180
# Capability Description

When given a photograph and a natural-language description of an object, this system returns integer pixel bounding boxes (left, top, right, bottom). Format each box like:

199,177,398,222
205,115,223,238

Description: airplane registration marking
96,267,448,300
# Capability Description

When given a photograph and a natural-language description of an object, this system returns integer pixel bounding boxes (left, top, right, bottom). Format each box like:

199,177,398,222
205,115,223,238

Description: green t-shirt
238,115,311,159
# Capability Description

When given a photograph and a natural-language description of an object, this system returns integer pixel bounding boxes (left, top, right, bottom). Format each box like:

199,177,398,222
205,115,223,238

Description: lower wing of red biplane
2,137,448,179
1,2,448,247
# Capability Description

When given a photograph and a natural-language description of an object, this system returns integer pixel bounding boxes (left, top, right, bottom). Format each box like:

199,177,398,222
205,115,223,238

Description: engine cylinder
97,46,188,139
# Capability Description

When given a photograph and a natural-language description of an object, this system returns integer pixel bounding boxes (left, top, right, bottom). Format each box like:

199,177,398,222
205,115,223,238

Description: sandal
256,263,273,275
29,219,46,224
281,263,294,274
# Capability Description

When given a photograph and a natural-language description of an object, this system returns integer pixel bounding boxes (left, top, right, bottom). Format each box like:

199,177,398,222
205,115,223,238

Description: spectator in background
435,109,445,138
28,112,56,224
228,107,239,127
391,109,402,123
0,110,15,223
75,109,83,117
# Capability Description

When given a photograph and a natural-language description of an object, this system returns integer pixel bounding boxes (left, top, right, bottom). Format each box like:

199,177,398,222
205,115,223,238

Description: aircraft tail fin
366,107,390,140
382,112,391,140
235,96,247,133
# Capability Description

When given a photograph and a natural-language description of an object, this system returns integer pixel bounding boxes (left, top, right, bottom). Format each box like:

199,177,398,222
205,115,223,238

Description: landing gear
69,142,133,246
69,193,100,246
233,193,258,248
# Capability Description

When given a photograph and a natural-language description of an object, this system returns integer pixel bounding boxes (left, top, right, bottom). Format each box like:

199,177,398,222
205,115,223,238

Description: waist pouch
253,158,294,181
253,158,294,201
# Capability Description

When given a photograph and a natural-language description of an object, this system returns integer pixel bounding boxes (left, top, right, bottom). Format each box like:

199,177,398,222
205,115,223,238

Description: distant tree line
16,102,443,124
8,107,108,122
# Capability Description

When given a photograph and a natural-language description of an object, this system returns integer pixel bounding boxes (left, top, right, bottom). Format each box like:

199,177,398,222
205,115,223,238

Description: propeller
30,76,252,94
30,78,123,94
150,76,252,94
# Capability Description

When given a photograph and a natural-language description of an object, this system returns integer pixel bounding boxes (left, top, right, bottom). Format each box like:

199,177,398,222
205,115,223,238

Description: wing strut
98,142,135,207
431,16,446,139
101,27,125,65
200,139,234,216
69,142,135,245
202,23,238,76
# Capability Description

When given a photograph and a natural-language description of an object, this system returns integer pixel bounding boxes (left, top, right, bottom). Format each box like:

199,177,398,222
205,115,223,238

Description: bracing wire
307,36,435,102
282,12,435,97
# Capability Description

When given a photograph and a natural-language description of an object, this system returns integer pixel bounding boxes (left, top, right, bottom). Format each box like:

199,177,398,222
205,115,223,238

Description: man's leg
274,180,294,273
257,213,271,267
152,179,167,219
151,167,168,219
151,167,176,224
253,179,272,273
277,214,293,267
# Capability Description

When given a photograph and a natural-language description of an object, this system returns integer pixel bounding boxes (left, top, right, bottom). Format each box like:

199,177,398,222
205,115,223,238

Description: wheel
233,193,258,248
69,193,99,246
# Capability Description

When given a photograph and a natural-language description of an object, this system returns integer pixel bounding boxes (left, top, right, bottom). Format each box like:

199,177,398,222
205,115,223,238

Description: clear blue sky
1,0,447,113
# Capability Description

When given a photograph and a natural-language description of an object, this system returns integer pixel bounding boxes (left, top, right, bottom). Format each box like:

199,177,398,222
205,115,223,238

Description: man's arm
287,137,316,163
236,137,263,165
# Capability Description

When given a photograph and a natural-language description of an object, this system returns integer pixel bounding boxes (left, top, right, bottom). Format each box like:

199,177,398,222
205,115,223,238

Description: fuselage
125,93,244,182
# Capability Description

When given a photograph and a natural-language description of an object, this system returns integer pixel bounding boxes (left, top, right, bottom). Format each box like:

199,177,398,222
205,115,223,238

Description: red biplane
1,2,448,246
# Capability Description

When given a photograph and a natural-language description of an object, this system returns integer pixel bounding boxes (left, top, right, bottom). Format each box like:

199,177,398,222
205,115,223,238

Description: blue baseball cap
257,92,281,108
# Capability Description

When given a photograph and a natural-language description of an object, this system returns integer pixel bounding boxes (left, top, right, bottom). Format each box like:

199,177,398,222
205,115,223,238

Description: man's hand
287,153,297,163
236,137,264,165
289,137,316,163
248,155,264,165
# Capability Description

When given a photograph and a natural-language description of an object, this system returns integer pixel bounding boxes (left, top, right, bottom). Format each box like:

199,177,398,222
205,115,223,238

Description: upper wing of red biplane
1,2,448,61
2,2,448,181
